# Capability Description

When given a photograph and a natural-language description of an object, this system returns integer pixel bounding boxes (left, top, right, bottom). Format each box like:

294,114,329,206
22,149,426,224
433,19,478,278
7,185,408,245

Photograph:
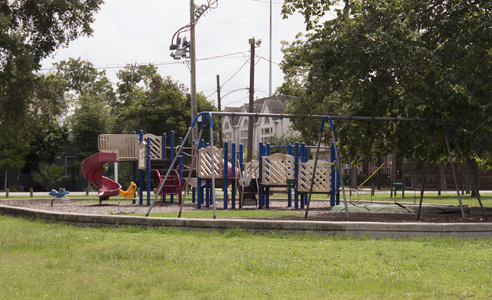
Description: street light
169,1,216,142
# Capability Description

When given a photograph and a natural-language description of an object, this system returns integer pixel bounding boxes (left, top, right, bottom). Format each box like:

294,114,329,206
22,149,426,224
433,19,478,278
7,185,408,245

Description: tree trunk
466,157,480,197
438,163,447,191
3,171,7,191
350,166,357,190
436,163,441,195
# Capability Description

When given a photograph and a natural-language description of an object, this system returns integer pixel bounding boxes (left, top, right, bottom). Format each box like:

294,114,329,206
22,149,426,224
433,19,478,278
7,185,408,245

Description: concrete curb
2,205,492,239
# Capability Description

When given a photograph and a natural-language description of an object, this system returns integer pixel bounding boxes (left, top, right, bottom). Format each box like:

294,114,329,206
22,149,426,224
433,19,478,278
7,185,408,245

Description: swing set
144,111,488,222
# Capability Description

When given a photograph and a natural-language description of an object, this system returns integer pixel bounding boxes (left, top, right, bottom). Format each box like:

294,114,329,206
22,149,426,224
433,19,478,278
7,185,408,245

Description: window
261,137,270,144
224,132,231,139
241,130,248,137
224,122,229,129
243,119,248,127
261,128,272,135
264,117,270,124
241,139,248,148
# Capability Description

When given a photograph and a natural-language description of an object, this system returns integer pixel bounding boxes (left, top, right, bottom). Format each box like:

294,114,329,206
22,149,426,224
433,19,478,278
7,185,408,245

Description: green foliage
25,119,69,167
68,94,115,168
116,64,219,141
268,131,303,154
0,122,32,172
117,73,190,135
0,1,102,181
31,161,70,191
52,59,116,168
0,1,103,124
280,0,492,169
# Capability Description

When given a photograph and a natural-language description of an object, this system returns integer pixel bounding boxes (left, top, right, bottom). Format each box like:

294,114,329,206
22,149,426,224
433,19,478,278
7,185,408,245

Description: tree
32,161,70,191
25,73,70,168
0,122,32,190
0,0,103,124
116,64,219,141
68,94,115,168
268,131,303,155
52,58,116,167
25,119,69,168
281,0,492,192
0,1,102,188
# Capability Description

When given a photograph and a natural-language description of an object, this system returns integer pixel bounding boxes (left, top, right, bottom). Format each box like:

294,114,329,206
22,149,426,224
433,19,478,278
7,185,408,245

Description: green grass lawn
1,214,491,299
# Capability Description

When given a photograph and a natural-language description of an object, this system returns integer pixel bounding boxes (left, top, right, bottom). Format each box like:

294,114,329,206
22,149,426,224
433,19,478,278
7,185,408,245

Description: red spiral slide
81,152,121,199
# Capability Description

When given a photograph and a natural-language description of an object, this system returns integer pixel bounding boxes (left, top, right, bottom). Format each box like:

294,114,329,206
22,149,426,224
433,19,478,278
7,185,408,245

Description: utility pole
269,0,272,97
247,38,255,162
190,0,197,142
217,74,222,148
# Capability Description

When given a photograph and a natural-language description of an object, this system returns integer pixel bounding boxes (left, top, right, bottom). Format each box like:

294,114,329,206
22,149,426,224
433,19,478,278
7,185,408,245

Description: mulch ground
5,199,491,223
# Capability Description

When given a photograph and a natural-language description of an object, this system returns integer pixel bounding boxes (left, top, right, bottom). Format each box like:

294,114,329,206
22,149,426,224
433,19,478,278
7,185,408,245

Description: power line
40,51,251,72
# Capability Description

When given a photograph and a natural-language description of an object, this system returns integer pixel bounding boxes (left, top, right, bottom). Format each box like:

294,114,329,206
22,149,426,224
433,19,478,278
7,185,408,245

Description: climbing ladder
151,169,182,206
238,177,258,207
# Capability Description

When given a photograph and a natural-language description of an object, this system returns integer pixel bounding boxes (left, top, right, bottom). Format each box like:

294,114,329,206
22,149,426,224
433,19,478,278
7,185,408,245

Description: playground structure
144,112,345,218
80,123,340,212
142,111,489,222
81,152,122,202
79,113,343,218
80,111,488,222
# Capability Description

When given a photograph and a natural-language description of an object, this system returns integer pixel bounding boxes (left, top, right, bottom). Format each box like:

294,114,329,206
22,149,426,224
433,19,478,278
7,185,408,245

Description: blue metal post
335,144,341,205
258,142,264,209
170,131,175,204
300,143,306,208
287,143,292,207
231,142,236,209
162,132,167,203
223,141,229,210
132,131,137,204
265,143,271,209
146,137,151,206
303,143,309,206
330,142,336,207
239,143,244,209
139,130,144,205
294,142,299,209
197,139,204,208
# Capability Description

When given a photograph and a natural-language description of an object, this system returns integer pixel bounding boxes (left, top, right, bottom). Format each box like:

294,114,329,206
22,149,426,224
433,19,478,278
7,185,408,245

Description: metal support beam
210,111,428,123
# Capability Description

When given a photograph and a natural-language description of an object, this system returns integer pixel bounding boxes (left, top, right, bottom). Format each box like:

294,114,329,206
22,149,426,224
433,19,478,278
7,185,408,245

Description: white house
221,95,298,156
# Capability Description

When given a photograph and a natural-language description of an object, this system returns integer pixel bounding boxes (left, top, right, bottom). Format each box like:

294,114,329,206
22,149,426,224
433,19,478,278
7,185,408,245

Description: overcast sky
41,0,337,108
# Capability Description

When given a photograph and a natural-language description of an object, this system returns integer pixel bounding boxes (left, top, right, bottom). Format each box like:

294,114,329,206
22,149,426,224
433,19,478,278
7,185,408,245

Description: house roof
227,95,293,125
262,95,291,121
223,106,242,126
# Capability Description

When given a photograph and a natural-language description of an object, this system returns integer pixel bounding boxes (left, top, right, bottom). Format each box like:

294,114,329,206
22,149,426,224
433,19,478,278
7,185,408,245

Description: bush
8,185,24,192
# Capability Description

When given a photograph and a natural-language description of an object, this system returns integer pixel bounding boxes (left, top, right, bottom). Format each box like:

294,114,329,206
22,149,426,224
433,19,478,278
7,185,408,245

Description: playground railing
197,146,223,179
98,133,164,161
297,160,332,193
244,160,259,179
98,134,138,161
261,153,295,187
